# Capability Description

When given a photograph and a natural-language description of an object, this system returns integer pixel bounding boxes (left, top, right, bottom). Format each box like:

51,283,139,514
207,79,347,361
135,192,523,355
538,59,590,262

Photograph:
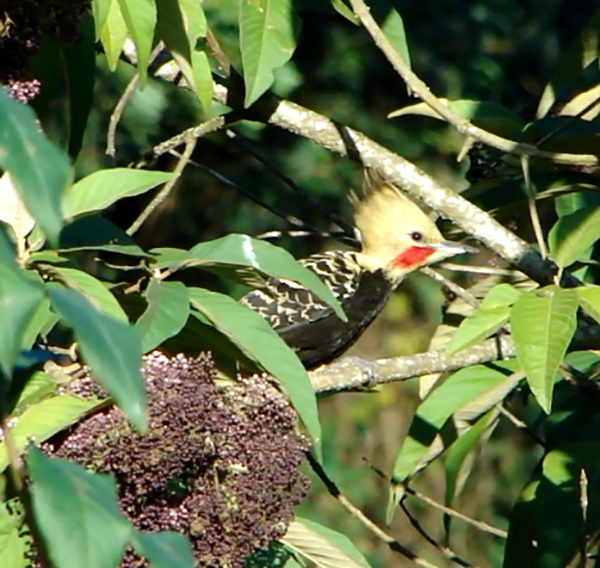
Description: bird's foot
328,356,380,390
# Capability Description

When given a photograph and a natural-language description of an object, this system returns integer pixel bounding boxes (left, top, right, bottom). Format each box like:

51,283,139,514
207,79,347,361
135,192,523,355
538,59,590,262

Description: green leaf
178,0,207,41
282,518,371,568
240,0,299,107
191,50,214,113
136,280,190,352
445,284,523,355
0,89,70,243
372,1,410,68
576,285,600,323
0,263,46,376
63,169,176,220
388,364,519,522
535,443,600,568
28,449,132,568
117,0,157,85
389,99,525,138
444,409,498,511
20,293,51,350
445,305,509,356
0,394,103,473
100,0,128,71
131,531,195,568
548,206,600,268
503,477,539,568
172,234,346,321
48,287,147,432
187,287,321,450
536,7,600,118
390,365,511,486
156,0,205,98
0,502,27,568
48,267,128,322
60,215,151,258
510,287,578,413
92,0,114,39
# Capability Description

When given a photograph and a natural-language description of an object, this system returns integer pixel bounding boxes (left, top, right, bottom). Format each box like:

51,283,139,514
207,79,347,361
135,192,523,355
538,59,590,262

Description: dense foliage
2,1,600,568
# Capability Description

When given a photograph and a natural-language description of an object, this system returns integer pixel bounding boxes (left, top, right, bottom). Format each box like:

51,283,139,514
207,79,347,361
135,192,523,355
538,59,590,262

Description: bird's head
351,171,476,283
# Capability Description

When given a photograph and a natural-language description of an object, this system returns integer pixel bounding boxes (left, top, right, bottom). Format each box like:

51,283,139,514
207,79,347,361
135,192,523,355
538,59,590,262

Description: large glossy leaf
117,0,156,84
48,266,128,322
62,169,176,220
28,449,132,568
548,206,600,268
0,394,103,473
510,287,578,413
187,287,321,450
136,280,190,352
390,99,525,138
131,531,195,568
48,288,147,432
282,518,371,568
0,263,46,376
168,234,345,321
0,89,70,243
388,365,519,522
239,0,299,107
100,0,128,70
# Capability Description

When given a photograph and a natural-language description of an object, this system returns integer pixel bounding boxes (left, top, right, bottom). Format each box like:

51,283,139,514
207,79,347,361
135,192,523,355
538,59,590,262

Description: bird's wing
240,251,393,368
240,251,360,330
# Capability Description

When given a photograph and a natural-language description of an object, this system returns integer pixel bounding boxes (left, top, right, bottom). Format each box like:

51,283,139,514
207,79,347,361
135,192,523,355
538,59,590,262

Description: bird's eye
410,231,424,243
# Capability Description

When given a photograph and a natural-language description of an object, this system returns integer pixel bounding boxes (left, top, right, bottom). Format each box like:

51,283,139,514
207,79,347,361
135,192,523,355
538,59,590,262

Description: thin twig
305,452,442,568
366,459,508,540
205,28,231,77
348,0,600,167
421,266,480,308
226,129,357,238
497,405,546,447
107,42,165,157
521,155,548,259
438,263,524,279
404,487,508,540
127,139,197,236
134,115,232,169
399,500,479,568
180,156,355,242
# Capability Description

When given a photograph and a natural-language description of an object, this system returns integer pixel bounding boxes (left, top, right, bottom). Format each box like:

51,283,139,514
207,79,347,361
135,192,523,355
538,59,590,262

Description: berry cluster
44,352,310,567
0,0,90,103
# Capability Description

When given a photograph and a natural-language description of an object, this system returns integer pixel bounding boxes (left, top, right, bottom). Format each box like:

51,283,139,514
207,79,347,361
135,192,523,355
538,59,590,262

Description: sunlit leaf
548,206,600,268
49,288,147,432
510,287,578,413
240,0,299,107
0,395,103,473
282,518,371,568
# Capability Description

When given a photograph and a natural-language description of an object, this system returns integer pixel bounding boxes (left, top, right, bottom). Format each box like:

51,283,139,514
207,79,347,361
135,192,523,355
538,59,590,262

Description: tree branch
348,0,600,167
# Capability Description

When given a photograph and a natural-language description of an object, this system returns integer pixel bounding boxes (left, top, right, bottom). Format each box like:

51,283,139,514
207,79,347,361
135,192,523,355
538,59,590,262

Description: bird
241,170,477,370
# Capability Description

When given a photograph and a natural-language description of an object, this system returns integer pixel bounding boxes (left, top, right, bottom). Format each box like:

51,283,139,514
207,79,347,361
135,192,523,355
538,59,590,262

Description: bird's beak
429,240,479,256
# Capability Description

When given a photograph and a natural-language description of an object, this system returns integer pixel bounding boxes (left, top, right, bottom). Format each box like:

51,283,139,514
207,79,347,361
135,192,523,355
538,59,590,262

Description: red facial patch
393,246,435,268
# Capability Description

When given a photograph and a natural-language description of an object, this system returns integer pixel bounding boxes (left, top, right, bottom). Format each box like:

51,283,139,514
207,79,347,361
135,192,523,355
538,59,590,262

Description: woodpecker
241,171,476,370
